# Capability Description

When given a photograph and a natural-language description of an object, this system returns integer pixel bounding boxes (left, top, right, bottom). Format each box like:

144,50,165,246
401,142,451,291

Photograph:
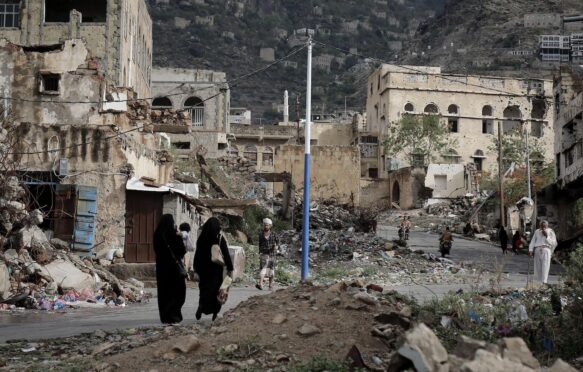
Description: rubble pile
279,228,385,257
149,109,190,126
0,227,148,311
293,201,377,231
216,156,258,176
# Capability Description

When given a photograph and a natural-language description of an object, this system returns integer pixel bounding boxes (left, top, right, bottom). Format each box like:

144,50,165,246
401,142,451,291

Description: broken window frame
44,0,107,23
448,118,459,133
39,73,61,95
171,141,191,150
0,1,20,28
530,121,544,138
482,119,494,134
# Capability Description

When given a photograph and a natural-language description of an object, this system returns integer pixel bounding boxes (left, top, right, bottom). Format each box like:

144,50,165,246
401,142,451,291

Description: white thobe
528,229,557,284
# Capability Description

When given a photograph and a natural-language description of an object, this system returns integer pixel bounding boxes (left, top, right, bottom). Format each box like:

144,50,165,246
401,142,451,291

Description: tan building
151,68,230,159
366,65,555,180
0,0,152,98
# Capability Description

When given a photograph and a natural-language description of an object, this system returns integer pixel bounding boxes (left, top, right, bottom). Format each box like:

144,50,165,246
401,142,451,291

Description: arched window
424,103,439,114
443,149,461,164
447,104,459,115
472,149,486,171
184,96,204,126
262,146,274,167
404,103,414,112
531,99,546,120
243,144,257,165
482,105,493,116
503,106,522,134
152,96,172,109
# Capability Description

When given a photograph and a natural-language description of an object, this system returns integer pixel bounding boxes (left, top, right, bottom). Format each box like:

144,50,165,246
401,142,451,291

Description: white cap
263,218,273,225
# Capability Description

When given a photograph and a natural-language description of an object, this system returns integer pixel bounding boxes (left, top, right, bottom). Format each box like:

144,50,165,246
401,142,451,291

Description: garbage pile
1,228,147,312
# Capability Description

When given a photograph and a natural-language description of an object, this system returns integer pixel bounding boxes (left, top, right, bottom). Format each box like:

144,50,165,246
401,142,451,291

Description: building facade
366,64,555,181
0,0,152,98
150,68,230,159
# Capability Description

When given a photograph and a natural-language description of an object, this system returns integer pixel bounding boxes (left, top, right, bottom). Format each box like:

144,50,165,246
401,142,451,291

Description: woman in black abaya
154,214,186,324
194,217,234,321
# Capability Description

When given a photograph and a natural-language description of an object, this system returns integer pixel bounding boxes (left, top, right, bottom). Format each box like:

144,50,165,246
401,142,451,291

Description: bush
566,243,583,287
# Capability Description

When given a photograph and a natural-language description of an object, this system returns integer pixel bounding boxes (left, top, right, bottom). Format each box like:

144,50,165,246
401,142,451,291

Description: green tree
383,114,457,167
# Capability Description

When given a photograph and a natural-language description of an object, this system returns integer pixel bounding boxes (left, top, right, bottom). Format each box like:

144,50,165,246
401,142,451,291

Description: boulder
297,324,321,336
498,337,540,370
50,238,70,251
454,335,487,359
42,259,95,290
228,246,246,281
21,225,49,248
172,336,201,354
460,349,534,372
549,358,578,372
398,324,449,372
0,262,10,300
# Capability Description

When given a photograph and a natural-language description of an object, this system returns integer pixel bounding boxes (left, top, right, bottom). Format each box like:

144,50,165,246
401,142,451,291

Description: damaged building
0,1,199,262
366,64,556,208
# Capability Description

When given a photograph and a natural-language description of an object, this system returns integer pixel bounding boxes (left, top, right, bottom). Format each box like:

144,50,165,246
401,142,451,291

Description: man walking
528,220,557,285
256,218,279,290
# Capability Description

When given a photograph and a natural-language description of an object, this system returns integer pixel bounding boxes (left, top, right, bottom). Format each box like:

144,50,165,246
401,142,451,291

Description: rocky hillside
148,0,445,120
401,0,583,78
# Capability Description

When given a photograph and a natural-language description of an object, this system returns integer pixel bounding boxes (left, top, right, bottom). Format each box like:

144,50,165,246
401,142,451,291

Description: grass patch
319,266,349,279
362,265,378,277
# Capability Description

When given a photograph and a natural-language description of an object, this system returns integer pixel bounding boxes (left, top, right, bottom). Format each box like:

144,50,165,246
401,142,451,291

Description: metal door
73,186,97,256
124,191,163,263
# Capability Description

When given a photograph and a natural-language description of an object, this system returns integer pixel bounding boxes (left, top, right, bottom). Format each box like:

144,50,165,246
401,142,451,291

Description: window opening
447,104,459,115
172,142,191,150
152,96,172,108
404,103,414,112
45,0,107,23
0,1,20,28
184,96,204,127
482,119,493,134
424,103,439,114
448,118,458,133
40,74,60,94
482,105,493,116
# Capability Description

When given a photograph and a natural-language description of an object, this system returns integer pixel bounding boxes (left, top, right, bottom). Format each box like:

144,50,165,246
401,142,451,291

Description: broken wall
425,164,469,198
274,145,361,205
360,179,391,208
309,123,353,146
387,167,426,209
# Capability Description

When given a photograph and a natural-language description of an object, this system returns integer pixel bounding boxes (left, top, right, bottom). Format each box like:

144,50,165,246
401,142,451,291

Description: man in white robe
528,220,557,284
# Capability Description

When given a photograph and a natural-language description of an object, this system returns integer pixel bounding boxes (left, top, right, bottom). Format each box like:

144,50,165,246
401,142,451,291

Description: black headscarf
196,217,222,250
154,214,176,251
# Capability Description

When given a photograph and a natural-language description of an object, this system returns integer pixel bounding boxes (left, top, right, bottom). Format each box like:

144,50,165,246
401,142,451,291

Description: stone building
0,38,182,259
366,64,555,180
0,0,152,98
150,68,230,159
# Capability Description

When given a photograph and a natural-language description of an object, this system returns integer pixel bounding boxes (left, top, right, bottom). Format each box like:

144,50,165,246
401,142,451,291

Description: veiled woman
194,217,233,321
153,214,186,324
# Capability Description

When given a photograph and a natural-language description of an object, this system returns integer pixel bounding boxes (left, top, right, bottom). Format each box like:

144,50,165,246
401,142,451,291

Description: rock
127,278,144,288
94,330,106,338
272,314,287,324
28,209,44,225
297,324,321,337
0,262,10,300
397,324,448,372
374,311,411,329
498,337,540,369
228,246,246,281
220,344,238,354
92,342,116,355
50,238,70,251
42,259,95,291
549,358,578,372
366,283,384,293
400,305,413,318
172,336,201,354
454,335,487,359
460,349,534,372
354,292,378,306
328,297,342,307
448,355,465,371
114,249,124,258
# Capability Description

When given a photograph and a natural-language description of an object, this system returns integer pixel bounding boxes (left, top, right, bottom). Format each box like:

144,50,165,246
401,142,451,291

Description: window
243,145,257,165
566,148,575,167
262,146,274,167
171,142,191,150
556,153,561,177
184,96,204,127
45,0,107,23
404,103,414,112
531,121,543,138
482,119,493,134
424,103,439,114
482,105,493,116
434,175,447,191
368,168,378,178
443,149,460,163
39,73,60,94
447,104,459,115
152,96,172,108
0,1,19,28
361,136,378,144
448,118,458,133
503,105,522,134
531,99,546,120
411,153,425,167
473,157,483,171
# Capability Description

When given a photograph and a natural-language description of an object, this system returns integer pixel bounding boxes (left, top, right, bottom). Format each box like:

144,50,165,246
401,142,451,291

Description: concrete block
42,259,95,290
0,262,10,300
228,246,246,281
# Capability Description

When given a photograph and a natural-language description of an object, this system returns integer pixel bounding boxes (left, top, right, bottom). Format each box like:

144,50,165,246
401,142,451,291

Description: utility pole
525,122,532,199
295,94,301,144
301,37,313,281
498,121,505,227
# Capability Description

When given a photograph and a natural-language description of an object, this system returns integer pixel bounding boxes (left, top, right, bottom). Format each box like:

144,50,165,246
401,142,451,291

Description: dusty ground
97,282,413,371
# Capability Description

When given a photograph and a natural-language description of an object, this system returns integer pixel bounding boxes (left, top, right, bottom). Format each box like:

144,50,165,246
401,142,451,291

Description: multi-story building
0,0,152,98
539,35,571,62
366,64,555,205
150,68,230,159
571,33,583,64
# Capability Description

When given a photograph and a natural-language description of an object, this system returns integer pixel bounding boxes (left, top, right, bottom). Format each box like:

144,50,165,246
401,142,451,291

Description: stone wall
387,167,427,209
360,179,391,208
274,145,361,205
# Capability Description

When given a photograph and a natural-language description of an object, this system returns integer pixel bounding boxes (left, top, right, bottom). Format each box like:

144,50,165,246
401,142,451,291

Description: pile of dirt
294,201,379,232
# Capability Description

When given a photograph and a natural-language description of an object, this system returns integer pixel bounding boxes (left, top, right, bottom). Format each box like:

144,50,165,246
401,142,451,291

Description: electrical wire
312,39,557,105
1,44,308,105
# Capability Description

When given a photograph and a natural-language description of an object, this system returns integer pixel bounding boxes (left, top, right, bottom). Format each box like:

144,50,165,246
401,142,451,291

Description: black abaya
194,220,234,317
154,216,186,324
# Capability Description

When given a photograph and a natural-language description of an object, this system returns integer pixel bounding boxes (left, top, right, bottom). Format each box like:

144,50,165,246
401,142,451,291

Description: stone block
398,323,449,372
453,335,487,359
228,246,246,281
0,262,10,300
549,358,578,372
460,349,534,372
498,337,540,369
42,259,95,290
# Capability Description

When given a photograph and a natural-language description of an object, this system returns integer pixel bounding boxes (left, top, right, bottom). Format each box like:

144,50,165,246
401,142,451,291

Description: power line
313,39,556,104
1,44,308,105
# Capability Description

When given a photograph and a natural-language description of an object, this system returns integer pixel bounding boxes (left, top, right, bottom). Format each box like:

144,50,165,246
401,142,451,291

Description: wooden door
124,191,163,263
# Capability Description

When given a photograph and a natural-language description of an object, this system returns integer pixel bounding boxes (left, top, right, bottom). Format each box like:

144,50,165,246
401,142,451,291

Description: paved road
0,288,267,342
0,226,562,342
